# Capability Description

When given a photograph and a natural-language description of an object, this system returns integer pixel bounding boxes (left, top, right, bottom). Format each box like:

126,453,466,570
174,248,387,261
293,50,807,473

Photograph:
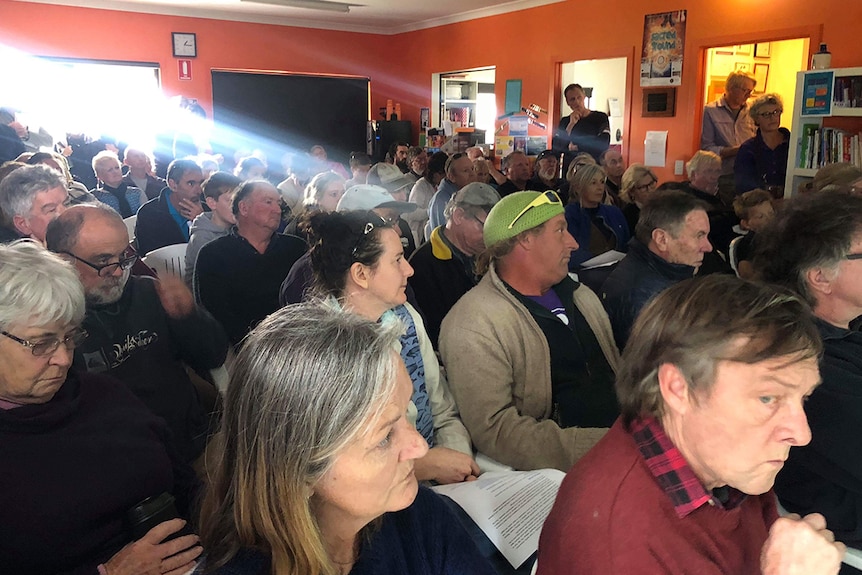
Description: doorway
432,67,496,145
702,38,809,119
559,58,628,147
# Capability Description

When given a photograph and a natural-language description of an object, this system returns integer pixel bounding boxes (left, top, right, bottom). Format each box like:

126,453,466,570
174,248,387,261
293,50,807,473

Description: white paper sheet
433,469,565,568
644,130,668,167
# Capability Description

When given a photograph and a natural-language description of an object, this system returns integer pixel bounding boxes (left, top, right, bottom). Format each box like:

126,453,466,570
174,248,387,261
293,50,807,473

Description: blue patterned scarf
389,305,434,447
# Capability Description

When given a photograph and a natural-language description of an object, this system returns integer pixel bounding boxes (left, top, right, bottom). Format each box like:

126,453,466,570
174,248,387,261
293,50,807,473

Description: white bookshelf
784,67,862,196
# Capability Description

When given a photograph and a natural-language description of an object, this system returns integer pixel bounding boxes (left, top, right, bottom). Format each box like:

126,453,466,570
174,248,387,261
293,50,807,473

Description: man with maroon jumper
537,275,845,575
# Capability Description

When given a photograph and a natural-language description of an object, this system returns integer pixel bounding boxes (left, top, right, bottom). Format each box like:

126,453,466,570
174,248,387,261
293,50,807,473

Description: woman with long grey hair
198,303,494,575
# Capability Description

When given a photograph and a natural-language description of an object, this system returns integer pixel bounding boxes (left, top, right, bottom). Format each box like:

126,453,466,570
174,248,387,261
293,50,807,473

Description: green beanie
483,190,564,247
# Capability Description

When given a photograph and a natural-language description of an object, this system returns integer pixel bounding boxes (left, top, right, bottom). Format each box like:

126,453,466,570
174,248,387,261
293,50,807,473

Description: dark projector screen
211,70,369,169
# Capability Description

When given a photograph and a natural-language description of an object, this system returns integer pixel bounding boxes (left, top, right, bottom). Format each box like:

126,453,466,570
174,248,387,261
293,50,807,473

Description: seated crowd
3,105,862,575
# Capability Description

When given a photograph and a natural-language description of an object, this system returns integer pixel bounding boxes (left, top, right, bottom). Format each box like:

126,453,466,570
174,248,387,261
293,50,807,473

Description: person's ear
652,228,670,252
349,261,371,289
204,196,218,211
12,214,32,237
657,363,692,417
806,266,835,298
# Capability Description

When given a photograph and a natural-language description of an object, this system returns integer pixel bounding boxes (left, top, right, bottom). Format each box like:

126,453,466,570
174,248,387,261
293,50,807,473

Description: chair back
728,235,743,275
141,243,187,280
123,215,137,242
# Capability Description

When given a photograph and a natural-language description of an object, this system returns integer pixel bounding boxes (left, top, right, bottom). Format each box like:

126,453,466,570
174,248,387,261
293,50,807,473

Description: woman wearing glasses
0,240,200,575
734,93,790,196
308,210,479,485
619,164,658,232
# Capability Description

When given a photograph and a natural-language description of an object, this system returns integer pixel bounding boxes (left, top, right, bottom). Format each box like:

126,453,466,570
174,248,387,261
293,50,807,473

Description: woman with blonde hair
198,303,494,575
619,163,658,232
283,171,346,241
564,162,630,269
734,93,789,196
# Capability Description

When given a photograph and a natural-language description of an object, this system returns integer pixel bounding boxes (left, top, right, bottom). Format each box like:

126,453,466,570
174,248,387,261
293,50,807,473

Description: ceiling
20,0,564,35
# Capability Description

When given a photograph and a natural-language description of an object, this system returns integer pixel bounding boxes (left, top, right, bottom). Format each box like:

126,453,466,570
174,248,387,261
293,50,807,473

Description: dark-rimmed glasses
507,191,562,230
634,179,658,192
1,328,88,357
758,109,782,118
61,251,137,277
846,253,862,261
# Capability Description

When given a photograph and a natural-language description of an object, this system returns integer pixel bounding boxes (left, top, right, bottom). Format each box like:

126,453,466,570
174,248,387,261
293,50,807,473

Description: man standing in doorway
701,71,757,198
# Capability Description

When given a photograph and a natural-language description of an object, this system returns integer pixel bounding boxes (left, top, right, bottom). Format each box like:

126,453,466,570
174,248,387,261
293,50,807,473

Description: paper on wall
644,130,668,167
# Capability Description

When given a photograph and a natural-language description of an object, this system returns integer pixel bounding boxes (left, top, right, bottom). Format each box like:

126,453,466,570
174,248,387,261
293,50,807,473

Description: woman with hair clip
307,210,480,485
198,303,495,575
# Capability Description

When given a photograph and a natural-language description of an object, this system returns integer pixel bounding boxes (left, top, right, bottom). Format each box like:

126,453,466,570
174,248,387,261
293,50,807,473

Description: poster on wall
801,71,834,117
640,10,687,87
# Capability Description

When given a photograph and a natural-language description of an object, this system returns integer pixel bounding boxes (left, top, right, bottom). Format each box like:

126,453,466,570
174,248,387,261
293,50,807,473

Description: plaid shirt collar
629,416,747,518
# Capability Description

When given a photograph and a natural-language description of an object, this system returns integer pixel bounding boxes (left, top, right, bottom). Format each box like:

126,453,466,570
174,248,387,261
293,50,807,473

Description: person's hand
568,142,579,151
103,518,202,575
760,513,844,575
414,446,480,484
178,198,203,221
154,276,195,319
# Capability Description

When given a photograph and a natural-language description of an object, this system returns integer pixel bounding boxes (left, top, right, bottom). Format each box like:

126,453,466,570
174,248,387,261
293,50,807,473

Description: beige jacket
439,264,619,471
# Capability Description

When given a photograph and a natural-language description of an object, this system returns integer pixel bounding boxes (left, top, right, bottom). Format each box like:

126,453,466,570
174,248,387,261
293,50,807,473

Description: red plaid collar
629,416,747,518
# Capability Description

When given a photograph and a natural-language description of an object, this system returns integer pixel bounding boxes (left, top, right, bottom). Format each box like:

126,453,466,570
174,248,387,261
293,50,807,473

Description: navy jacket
776,319,862,546
135,187,189,255
565,202,630,269
600,238,695,349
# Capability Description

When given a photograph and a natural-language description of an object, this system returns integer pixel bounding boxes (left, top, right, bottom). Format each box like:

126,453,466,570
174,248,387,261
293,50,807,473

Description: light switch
674,160,684,175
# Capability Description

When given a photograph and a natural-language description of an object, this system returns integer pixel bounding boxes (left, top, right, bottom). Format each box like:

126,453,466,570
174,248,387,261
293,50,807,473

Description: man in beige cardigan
439,190,620,471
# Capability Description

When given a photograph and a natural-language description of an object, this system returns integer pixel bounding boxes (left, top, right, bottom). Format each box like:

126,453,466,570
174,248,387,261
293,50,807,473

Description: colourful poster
801,71,835,117
640,10,686,87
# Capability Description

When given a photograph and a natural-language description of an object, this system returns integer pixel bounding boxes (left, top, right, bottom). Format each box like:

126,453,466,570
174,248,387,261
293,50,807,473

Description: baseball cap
367,162,414,195
450,182,501,210
536,149,557,162
483,190,564,247
336,184,418,213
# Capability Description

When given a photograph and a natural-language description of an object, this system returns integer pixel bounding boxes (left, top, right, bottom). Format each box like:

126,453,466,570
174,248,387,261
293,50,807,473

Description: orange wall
0,0,391,115
2,0,861,181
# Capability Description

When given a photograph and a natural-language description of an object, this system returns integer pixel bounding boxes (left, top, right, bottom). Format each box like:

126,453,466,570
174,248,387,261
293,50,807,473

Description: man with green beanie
439,190,620,471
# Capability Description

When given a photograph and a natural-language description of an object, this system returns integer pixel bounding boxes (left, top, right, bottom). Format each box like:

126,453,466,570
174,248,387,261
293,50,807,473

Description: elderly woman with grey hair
0,240,200,575
198,303,495,575
734,92,790,196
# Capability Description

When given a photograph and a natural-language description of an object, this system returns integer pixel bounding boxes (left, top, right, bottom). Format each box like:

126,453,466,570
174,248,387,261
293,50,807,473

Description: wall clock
172,33,197,58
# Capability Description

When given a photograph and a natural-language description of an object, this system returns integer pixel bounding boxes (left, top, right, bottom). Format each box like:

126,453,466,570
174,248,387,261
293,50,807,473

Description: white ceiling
18,0,564,35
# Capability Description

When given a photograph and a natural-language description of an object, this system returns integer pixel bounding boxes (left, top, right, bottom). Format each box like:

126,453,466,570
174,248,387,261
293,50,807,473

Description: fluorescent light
239,0,354,12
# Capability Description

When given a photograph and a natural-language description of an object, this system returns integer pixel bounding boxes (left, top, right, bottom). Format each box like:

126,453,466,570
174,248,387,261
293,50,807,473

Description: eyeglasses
635,179,658,192
1,328,88,357
468,212,487,227
759,109,782,118
507,191,562,230
61,251,138,277
845,253,862,260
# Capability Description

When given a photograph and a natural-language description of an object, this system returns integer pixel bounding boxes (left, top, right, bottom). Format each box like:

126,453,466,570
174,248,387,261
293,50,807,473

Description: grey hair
91,150,120,174
0,239,85,330
0,164,66,219
228,302,403,479
725,70,756,91
749,93,783,125
46,202,122,255
686,150,721,179
303,171,345,207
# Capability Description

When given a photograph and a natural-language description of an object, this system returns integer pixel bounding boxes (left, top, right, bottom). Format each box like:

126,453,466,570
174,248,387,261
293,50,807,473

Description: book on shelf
797,124,862,170
833,76,862,109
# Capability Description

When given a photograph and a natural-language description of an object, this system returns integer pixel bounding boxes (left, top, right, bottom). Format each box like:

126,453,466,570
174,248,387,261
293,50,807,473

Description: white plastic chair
728,235,743,275
123,215,137,243
142,243,187,280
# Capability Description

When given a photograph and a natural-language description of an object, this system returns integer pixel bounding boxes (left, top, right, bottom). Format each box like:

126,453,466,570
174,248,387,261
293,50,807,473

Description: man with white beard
526,150,569,203
45,203,228,464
